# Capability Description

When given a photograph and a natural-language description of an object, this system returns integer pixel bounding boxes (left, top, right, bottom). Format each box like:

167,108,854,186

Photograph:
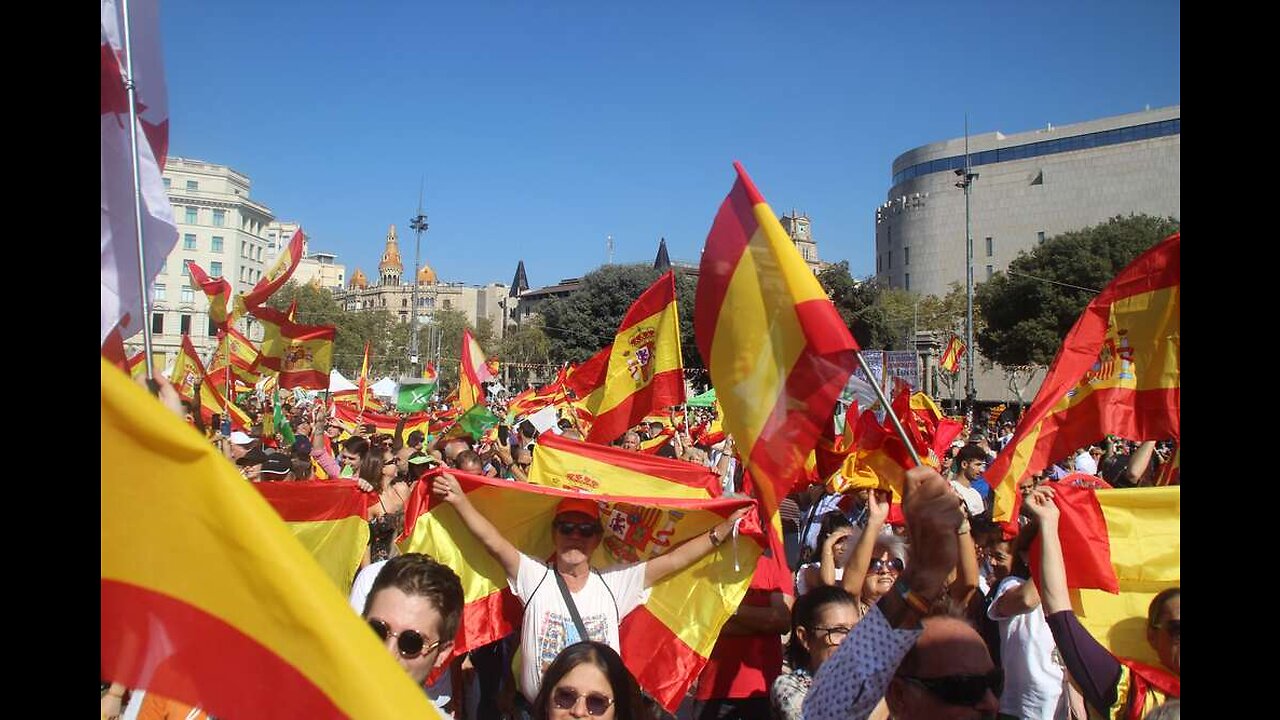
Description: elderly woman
838,490,909,612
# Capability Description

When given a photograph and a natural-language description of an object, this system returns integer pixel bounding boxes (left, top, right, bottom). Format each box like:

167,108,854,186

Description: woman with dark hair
771,586,861,719
532,641,648,720
361,445,411,566
795,511,853,596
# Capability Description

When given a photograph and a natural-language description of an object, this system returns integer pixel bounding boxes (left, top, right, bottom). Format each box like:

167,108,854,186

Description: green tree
975,214,1180,366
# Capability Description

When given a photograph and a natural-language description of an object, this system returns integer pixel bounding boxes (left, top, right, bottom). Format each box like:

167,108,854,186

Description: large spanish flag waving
580,271,686,444
208,326,263,385
987,233,1180,522
187,261,233,329
330,402,429,441
529,431,721,499
169,334,251,431
399,468,761,712
101,359,442,718
253,481,372,592
237,228,306,311
695,162,858,536
458,327,494,411
254,303,335,390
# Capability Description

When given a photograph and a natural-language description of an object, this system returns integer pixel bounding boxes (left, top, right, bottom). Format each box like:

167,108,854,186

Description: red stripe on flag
536,432,722,494
616,271,677,332
451,587,524,658
253,481,371,522
1028,484,1120,593
694,175,757,362
619,605,708,712
102,580,344,718
584,368,687,445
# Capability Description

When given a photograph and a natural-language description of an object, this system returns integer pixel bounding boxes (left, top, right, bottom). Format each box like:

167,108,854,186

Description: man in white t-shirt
987,564,1066,719
431,472,746,707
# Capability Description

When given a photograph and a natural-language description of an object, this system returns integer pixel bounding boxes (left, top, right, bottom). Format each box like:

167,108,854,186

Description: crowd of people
103,373,1179,720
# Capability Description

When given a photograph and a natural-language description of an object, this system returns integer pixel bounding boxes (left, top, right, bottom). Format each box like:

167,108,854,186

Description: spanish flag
187,261,233,329
507,366,570,422
987,233,1180,522
208,327,262,385
101,359,442,718
239,228,306,311
399,468,761,712
254,304,335,390
579,271,686,445
694,163,858,539
356,341,371,415
939,335,965,374
458,327,494,411
169,335,251,431
329,402,429,441
529,431,721,498
254,481,372,592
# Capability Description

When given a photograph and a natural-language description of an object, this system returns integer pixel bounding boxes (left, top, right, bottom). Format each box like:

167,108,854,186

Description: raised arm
949,525,980,604
840,490,889,598
1125,441,1157,485
432,471,522,581
819,526,853,588
643,507,748,588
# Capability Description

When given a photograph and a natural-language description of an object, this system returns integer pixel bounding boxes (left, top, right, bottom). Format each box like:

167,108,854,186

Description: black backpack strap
521,563,554,625
592,567,621,626
554,568,591,641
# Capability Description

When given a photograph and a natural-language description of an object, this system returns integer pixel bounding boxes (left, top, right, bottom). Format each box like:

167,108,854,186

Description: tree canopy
817,261,971,350
975,214,1180,366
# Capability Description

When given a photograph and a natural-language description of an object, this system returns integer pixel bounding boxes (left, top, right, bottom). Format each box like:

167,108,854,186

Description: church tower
378,225,404,286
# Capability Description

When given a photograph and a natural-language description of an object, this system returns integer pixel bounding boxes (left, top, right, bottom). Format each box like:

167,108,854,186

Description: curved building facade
874,106,1180,298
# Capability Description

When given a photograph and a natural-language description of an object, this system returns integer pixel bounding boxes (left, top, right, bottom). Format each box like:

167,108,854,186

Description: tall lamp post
409,189,428,372
954,118,979,423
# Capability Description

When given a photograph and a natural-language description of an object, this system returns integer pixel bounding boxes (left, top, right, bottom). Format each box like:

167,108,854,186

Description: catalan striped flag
101,359,442,719
987,233,1180,523
169,335,251,430
187,261,234,329
529,431,721,498
458,328,494,411
398,468,761,712
579,271,686,445
694,162,858,540
254,481,371,592
939,335,965,374
506,366,571,422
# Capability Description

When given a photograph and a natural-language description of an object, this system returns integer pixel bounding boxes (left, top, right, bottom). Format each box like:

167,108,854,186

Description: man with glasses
354,553,463,714
431,472,746,714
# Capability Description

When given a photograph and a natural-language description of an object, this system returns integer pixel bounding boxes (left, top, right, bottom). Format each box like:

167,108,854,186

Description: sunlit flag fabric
529,431,721,499
187,261,233,330
939,335,965,374
987,233,1180,523
580,271,686,445
253,304,335,390
101,0,177,345
399,468,761,712
236,228,306,312
207,326,262,385
395,375,438,412
329,402,429,441
101,359,443,718
694,162,858,541
169,334,250,431
253,481,371,592
356,341,371,414
458,328,495,411
506,366,570,422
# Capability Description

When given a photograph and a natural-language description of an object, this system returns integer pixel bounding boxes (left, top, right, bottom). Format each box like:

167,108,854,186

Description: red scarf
1117,657,1179,720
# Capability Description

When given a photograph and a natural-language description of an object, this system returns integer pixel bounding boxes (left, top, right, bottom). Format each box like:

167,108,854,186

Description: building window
210,261,222,277
402,299,408,307
211,236,224,253
425,297,435,309
163,177,171,189
185,206,198,224
1037,231,1046,244
905,273,910,291
152,313,165,334
183,259,193,277
338,274,344,284
877,254,882,273
986,265,994,280
208,318,220,337
153,283,166,301
985,237,993,257
159,258,166,273
442,299,451,310
212,209,225,227
181,286,195,303
887,251,892,269
256,247,263,262
904,247,910,266
183,233,197,250
186,180,198,192
180,314,192,334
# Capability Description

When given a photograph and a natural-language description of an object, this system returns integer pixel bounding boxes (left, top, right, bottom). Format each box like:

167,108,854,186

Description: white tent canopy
328,369,357,393
371,377,398,398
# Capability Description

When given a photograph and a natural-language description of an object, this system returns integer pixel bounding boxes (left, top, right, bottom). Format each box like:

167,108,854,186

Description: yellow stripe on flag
286,518,371,593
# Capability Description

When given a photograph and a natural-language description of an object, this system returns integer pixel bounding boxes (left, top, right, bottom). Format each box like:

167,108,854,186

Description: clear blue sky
160,2,1179,290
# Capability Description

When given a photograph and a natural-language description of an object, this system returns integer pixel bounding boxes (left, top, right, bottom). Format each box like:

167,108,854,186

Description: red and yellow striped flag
239,228,306,311
254,481,372,592
187,261,233,329
939,335,965,374
254,304,335,390
208,326,262,385
330,402,429,441
506,366,570,422
458,328,494,411
694,162,858,540
580,271,686,445
529,431,721,498
101,359,442,719
169,335,251,431
987,233,1180,522
398,468,761,713
356,341,371,415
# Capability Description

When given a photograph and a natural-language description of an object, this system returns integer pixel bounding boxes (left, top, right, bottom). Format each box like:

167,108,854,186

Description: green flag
273,390,295,445
456,404,500,441
396,378,437,412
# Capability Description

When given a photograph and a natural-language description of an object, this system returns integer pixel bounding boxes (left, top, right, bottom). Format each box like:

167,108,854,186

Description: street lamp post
409,188,428,372
954,118,979,424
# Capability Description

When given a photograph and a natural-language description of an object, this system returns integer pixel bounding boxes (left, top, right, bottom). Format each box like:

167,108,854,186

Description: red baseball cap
555,497,601,520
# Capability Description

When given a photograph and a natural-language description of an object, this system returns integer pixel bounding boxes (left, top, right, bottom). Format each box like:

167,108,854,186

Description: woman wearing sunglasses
363,446,412,566
839,490,909,610
532,641,647,720
772,586,866,720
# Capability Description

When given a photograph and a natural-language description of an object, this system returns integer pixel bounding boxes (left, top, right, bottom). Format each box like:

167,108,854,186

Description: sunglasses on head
899,668,1004,706
553,520,602,538
551,687,614,716
367,618,442,658
869,557,905,574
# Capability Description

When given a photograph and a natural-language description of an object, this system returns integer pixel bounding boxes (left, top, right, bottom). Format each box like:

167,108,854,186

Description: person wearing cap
259,454,292,482
431,471,748,710
227,430,258,462
236,448,269,482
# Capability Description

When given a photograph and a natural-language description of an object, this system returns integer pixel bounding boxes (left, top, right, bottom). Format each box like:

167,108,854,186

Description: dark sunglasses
899,668,1004,706
869,557,906,574
1156,619,1180,639
552,687,614,716
553,520,602,538
367,618,442,658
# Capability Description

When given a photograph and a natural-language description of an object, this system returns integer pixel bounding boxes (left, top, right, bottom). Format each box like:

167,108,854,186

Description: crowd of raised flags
102,5,1178,715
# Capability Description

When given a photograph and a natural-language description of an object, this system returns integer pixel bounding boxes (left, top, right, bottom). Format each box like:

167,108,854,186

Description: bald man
886,616,1001,719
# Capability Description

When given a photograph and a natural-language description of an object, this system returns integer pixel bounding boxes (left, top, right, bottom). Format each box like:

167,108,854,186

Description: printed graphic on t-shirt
538,610,609,676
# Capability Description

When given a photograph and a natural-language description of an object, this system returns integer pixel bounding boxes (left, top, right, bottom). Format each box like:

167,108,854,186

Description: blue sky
160,2,1179,290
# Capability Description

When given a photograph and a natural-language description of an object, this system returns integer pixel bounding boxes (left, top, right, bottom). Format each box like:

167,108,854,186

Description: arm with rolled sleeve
801,605,921,720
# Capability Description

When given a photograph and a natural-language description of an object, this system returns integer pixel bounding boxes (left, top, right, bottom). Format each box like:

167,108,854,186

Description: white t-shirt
950,480,986,517
1074,450,1099,476
795,561,844,597
987,576,1067,720
510,552,649,702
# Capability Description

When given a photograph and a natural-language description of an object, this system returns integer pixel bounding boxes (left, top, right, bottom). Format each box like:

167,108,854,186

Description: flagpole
119,0,157,380
855,349,923,468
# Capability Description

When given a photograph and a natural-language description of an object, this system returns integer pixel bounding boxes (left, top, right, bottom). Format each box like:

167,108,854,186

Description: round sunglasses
869,557,906,574
551,687,614,716
367,618,443,658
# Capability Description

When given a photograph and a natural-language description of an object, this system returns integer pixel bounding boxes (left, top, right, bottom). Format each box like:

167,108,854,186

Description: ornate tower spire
379,224,403,285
